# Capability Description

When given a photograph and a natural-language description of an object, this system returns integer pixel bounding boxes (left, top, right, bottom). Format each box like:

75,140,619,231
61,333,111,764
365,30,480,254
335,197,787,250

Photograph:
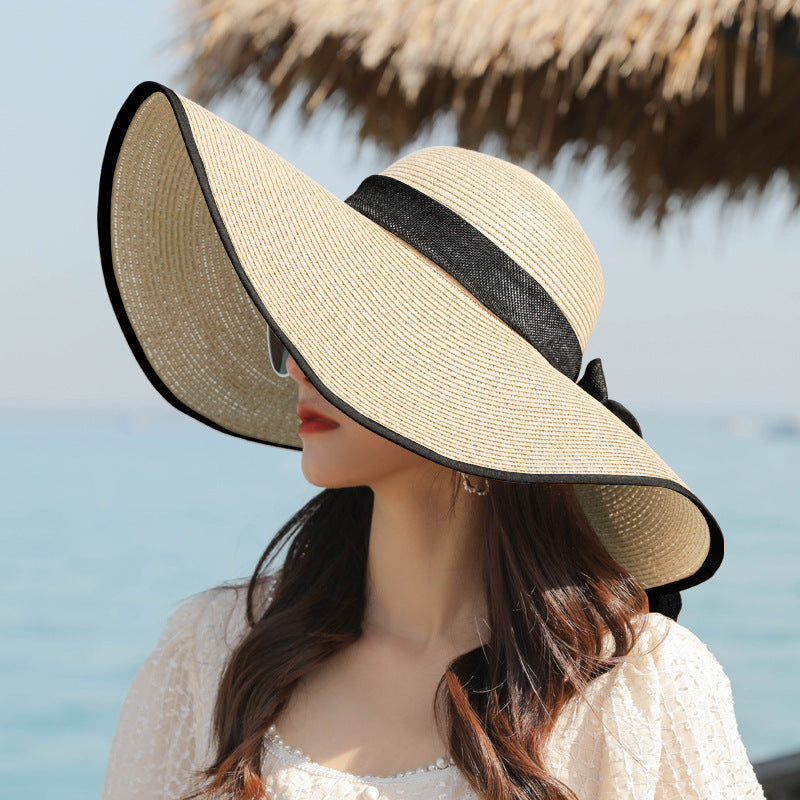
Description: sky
2,0,800,417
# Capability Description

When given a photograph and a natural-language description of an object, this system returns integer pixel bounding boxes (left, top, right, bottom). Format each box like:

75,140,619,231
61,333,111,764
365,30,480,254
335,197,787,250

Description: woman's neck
362,470,490,653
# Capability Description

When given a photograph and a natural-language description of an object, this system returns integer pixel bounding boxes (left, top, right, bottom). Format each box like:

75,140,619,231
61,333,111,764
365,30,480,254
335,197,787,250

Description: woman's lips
296,402,339,434
298,418,339,434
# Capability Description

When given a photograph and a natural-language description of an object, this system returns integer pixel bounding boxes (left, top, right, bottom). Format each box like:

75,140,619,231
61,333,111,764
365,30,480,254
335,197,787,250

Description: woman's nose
285,354,311,385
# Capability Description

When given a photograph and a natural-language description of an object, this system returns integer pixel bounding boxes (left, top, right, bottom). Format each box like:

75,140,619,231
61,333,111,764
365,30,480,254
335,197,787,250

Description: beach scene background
2,407,798,799
2,0,799,797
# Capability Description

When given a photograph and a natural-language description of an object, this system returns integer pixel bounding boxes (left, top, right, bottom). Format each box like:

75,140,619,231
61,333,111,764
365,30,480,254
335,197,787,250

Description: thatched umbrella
164,0,800,225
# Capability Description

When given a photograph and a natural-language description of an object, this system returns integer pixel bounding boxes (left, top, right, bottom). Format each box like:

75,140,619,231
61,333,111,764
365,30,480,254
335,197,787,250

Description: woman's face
285,354,447,492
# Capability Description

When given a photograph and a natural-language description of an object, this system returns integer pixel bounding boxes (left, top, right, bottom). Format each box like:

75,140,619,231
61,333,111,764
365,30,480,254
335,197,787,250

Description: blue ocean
1,407,798,799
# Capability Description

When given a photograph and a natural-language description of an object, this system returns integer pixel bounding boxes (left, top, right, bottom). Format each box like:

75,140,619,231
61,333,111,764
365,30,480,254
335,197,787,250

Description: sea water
0,407,798,799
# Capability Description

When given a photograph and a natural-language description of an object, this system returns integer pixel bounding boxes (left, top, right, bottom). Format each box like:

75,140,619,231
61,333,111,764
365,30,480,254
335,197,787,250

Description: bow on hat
577,358,643,438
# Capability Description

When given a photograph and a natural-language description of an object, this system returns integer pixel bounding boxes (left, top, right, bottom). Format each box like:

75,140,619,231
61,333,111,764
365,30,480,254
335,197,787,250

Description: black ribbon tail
603,399,643,438
576,358,643,438
646,589,683,621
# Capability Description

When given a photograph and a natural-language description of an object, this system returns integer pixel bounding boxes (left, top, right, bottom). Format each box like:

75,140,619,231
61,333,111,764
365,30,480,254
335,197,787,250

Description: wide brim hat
97,80,723,594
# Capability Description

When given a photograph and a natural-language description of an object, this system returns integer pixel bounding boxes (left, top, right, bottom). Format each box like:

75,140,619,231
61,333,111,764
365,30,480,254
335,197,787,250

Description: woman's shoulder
162,570,281,666
628,611,730,687
555,611,734,738
585,611,731,701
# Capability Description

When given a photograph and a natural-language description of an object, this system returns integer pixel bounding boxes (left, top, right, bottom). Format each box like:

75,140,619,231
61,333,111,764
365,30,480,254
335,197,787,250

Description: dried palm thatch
163,0,800,225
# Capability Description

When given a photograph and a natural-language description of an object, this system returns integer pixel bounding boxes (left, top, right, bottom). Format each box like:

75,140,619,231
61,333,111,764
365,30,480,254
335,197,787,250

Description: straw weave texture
106,87,714,588
111,94,301,445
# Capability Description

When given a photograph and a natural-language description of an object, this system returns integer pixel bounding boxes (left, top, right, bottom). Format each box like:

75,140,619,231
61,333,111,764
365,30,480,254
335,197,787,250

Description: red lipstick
296,403,339,434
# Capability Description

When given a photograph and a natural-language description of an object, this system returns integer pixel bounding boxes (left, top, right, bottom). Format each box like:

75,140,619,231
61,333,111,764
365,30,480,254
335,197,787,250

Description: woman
97,81,766,800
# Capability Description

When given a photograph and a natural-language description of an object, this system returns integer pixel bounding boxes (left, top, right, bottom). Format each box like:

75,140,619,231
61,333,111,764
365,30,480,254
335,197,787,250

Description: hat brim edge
98,80,298,450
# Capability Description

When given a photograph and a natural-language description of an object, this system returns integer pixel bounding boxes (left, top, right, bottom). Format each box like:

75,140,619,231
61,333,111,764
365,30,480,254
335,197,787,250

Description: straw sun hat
97,80,723,597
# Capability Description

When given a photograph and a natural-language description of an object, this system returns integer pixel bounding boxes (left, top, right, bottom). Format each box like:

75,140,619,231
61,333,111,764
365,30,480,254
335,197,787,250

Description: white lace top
100,573,766,800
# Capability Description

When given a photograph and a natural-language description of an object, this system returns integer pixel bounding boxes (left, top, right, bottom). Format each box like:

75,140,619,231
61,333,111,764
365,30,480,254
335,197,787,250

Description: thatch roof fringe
166,0,800,223
172,0,800,133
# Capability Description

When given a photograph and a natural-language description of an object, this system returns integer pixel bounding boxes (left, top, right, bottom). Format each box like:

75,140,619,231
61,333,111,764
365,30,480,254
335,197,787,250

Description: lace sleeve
546,613,767,800
99,589,215,800
652,619,767,800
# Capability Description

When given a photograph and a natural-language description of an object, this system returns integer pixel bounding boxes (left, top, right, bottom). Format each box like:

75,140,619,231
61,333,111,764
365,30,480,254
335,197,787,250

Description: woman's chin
299,453,358,489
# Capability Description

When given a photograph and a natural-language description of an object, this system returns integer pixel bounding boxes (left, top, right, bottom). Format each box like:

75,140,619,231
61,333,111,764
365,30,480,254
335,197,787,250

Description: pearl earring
460,471,490,496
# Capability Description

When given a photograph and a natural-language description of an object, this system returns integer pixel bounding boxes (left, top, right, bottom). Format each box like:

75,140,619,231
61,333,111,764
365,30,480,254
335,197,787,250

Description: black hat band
345,174,584,382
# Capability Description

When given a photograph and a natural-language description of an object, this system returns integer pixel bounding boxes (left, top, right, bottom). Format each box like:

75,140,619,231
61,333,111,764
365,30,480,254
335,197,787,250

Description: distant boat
764,418,800,439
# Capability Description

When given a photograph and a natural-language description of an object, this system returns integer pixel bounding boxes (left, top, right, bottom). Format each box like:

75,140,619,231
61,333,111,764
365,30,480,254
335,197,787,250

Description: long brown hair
179,474,649,800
